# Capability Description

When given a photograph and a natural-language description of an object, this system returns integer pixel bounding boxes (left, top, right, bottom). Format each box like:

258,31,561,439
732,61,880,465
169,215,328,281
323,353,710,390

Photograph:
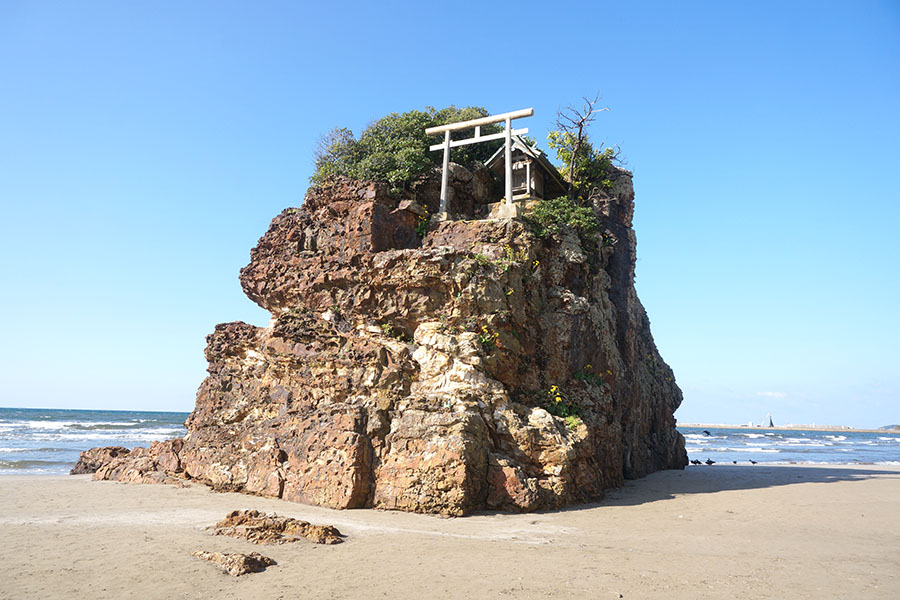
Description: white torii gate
426,108,533,220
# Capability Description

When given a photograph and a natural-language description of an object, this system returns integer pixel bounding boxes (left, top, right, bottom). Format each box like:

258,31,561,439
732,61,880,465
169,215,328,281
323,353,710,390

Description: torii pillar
426,108,533,221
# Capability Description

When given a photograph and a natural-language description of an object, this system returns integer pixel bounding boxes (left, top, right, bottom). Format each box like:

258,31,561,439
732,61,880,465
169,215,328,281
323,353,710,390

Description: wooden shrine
484,135,567,202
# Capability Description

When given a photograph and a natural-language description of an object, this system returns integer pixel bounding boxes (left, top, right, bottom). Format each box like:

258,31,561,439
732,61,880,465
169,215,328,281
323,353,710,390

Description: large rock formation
81,165,686,515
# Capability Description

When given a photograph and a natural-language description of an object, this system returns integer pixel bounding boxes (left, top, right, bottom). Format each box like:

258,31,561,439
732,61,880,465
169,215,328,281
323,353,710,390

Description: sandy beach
1,465,898,599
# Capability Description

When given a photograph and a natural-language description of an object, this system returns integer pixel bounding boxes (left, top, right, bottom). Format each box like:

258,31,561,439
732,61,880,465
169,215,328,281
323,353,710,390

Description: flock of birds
688,429,759,466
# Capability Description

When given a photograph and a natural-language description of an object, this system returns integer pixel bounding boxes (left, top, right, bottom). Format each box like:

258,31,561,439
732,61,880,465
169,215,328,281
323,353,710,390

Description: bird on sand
705,458,716,465
749,459,758,465
690,459,702,465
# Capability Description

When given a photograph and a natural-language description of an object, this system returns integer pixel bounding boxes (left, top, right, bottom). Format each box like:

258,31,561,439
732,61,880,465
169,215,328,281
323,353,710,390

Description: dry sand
1,465,898,599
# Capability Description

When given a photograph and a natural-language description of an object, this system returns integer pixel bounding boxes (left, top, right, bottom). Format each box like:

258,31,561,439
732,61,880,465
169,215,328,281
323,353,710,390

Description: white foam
28,430,184,443
22,421,77,429
775,441,827,448
694,446,780,453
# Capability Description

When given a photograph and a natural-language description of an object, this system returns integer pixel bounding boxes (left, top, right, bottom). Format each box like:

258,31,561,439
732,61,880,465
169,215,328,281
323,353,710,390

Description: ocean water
0,407,189,475
680,426,900,465
3,408,899,475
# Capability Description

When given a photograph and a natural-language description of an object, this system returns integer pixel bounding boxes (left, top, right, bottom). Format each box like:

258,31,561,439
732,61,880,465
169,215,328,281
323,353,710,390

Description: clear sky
1,1,898,427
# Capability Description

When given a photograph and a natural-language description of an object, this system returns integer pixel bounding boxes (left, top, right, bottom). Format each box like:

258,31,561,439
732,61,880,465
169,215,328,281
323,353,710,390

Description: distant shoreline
678,423,900,435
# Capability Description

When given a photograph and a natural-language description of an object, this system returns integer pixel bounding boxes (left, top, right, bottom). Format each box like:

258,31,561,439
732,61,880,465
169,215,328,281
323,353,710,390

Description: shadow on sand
584,464,900,508
474,465,900,517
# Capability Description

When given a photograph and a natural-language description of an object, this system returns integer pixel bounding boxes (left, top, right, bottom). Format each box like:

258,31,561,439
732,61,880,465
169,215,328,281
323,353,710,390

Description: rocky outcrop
210,510,343,545
70,446,131,474
81,164,686,515
88,439,186,486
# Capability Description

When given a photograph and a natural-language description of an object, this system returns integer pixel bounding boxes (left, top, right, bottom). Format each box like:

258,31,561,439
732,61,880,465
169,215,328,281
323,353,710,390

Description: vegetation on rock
548,93,620,201
547,131,618,197
525,195,602,237
312,106,503,191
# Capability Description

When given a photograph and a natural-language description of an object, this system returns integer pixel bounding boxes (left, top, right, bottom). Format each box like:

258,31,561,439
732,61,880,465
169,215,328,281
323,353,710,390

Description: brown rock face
70,446,130,474
211,510,343,545
84,165,686,515
88,439,185,486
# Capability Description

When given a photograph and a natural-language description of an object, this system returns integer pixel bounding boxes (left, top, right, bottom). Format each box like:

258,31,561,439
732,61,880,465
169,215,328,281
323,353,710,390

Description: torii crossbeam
426,108,533,220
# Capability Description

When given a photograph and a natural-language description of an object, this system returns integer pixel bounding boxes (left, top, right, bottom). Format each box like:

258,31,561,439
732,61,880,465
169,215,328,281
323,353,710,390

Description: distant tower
766,413,775,427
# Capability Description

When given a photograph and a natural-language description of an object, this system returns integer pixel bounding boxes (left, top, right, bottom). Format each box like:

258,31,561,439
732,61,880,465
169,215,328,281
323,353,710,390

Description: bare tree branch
555,92,609,200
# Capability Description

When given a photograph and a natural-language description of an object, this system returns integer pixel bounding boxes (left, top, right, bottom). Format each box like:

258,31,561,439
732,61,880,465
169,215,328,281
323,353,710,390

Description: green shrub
544,384,581,419
478,325,500,351
311,106,503,190
472,253,492,267
312,127,357,183
573,369,604,387
546,130,617,198
526,195,601,237
379,322,408,341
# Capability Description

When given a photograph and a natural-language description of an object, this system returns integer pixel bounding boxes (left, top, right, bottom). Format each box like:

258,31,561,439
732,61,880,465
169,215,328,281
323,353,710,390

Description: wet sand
1,464,898,599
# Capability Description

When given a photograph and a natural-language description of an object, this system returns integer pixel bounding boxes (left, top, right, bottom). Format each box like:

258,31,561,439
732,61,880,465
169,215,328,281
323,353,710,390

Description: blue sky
1,1,898,427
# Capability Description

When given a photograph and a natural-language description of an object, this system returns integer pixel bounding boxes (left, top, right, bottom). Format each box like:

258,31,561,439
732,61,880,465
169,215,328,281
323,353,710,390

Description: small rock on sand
192,551,276,576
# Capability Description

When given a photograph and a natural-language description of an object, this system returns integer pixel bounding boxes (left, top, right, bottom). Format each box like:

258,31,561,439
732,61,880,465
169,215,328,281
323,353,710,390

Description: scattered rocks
191,551,275,576
211,510,343,545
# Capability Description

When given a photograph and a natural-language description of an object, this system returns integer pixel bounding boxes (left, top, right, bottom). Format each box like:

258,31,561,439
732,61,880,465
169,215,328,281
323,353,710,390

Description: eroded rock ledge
77,166,686,515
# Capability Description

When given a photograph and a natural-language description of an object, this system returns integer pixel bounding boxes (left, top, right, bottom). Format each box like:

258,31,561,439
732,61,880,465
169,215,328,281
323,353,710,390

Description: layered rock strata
82,166,686,515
